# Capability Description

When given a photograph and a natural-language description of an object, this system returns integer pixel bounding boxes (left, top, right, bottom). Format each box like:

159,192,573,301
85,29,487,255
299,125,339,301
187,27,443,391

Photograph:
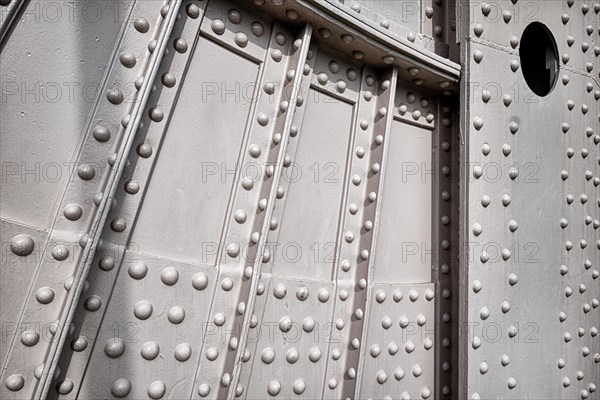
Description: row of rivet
395,87,437,129
326,67,396,400
230,38,326,399
227,24,316,400
250,0,456,94
38,1,188,398
436,102,459,398
257,41,318,279
467,2,600,397
2,0,164,396
355,79,438,400
472,0,600,82
559,31,600,399
201,1,270,63
45,3,207,399
359,284,435,399
237,279,334,399
188,10,303,399
468,14,523,396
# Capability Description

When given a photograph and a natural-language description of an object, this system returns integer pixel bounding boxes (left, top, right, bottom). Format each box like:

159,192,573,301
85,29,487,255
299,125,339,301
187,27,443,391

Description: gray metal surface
0,0,597,399
458,1,599,399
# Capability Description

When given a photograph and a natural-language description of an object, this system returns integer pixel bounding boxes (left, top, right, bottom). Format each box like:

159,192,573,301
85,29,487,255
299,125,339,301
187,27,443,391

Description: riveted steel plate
0,220,50,367
459,1,599,399
3,0,596,399
1,0,140,397
239,277,336,399
358,282,436,400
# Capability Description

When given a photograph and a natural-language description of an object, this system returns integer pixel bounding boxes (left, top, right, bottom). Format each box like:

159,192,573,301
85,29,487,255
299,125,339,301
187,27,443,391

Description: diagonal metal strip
0,0,28,51
33,1,184,398
226,23,314,400
353,66,399,399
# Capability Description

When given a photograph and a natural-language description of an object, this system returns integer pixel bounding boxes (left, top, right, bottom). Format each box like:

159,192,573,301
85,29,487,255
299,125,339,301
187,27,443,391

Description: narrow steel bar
226,22,314,400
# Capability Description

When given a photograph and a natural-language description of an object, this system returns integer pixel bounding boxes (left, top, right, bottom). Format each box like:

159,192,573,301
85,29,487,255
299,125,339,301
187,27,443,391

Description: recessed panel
131,39,258,266
374,121,432,283
272,88,353,280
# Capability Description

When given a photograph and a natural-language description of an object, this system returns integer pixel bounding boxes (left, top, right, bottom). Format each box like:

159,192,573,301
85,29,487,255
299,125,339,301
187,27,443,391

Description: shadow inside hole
519,22,559,97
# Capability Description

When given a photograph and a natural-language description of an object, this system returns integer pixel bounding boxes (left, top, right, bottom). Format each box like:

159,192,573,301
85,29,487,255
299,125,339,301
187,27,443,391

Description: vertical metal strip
434,98,460,399
34,1,184,398
457,38,471,400
432,99,443,400
226,23,313,400
353,66,398,399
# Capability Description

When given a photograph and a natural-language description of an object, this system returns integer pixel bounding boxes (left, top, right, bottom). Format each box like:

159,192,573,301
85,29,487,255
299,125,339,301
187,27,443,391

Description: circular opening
519,22,559,97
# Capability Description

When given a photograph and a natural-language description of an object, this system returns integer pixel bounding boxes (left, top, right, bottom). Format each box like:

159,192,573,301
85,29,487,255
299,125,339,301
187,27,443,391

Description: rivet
228,9,242,24
257,113,269,126
168,306,185,324
136,143,152,158
119,52,136,68
148,380,166,399
318,288,330,302
234,32,248,47
251,22,264,37
10,234,35,256
21,329,40,346
51,245,69,261
64,203,83,222
211,19,225,35
149,107,164,122
93,125,110,142
111,218,126,232
161,72,177,88
286,9,299,20
481,2,491,16
107,88,123,104
186,4,200,19
174,343,192,361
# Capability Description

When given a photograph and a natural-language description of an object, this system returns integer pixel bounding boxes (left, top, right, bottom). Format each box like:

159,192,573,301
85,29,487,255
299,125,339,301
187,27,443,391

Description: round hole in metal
519,22,559,97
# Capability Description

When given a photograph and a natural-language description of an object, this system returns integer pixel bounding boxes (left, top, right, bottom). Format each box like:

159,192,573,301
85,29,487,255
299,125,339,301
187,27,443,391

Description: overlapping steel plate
0,1,597,399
